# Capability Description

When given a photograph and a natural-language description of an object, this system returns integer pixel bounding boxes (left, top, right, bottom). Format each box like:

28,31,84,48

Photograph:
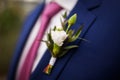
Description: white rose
51,30,68,46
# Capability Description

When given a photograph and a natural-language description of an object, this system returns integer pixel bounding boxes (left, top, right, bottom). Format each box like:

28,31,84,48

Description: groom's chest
17,9,70,74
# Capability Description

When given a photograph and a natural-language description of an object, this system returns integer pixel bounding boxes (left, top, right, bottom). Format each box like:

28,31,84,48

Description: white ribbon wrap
49,56,57,66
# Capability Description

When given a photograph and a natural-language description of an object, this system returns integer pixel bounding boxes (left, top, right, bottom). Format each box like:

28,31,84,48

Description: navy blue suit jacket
8,0,120,80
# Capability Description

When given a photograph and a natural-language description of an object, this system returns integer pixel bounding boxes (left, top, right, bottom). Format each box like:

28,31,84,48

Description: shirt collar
46,0,78,11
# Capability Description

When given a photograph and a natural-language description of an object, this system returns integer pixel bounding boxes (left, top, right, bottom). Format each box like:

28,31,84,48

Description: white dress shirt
16,0,78,79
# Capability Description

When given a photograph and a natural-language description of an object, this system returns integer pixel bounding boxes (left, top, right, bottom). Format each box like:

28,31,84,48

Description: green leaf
78,37,89,42
62,11,67,19
64,45,78,50
47,31,53,44
60,18,67,31
68,30,74,37
60,18,64,27
52,43,61,57
41,40,51,50
46,31,54,54
67,30,74,41
70,24,84,42
58,50,69,57
55,44,78,58
58,45,78,57
53,26,56,31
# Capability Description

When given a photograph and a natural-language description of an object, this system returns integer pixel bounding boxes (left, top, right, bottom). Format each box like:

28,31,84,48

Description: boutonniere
42,12,84,75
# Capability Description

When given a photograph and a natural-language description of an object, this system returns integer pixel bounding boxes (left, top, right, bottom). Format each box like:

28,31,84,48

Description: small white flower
51,30,68,46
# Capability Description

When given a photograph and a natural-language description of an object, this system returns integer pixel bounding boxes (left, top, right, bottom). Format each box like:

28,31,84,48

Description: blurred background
0,0,43,79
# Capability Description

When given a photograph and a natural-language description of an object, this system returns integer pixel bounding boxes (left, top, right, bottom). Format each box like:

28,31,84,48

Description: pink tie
18,2,62,80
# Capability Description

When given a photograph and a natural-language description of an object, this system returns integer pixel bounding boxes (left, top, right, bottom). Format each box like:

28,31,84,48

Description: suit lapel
31,0,103,80
7,2,45,80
